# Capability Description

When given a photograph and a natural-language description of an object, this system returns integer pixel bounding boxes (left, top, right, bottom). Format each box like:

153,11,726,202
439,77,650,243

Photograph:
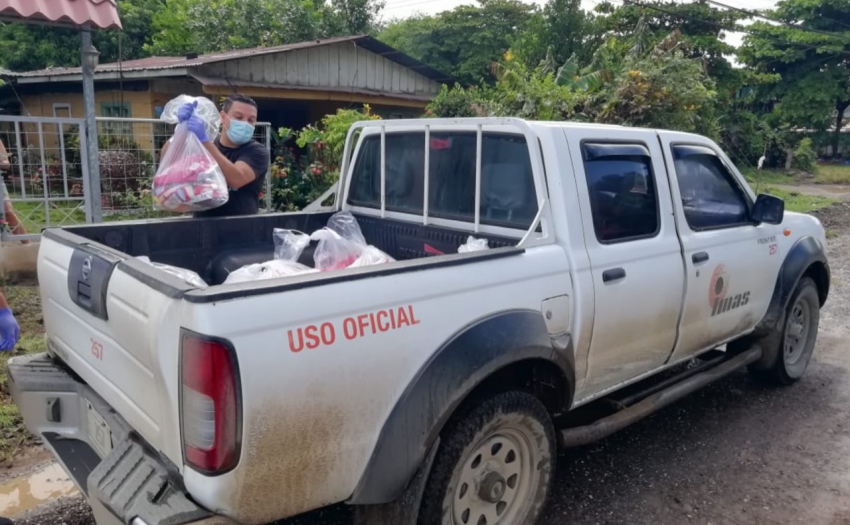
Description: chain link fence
0,116,273,241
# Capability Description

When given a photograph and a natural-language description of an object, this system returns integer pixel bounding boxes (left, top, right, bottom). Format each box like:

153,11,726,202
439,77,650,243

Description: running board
559,346,762,448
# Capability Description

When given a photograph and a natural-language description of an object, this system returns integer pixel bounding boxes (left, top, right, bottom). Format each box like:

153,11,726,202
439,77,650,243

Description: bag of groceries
311,211,394,271
152,96,228,213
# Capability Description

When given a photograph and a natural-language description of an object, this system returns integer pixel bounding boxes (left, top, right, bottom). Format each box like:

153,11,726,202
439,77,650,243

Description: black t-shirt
194,139,270,218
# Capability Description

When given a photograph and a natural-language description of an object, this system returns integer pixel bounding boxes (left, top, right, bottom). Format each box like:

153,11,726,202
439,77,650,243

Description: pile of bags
152,95,229,213
223,211,395,284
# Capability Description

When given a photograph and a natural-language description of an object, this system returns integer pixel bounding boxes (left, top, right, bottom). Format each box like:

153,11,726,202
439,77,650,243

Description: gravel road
14,199,850,525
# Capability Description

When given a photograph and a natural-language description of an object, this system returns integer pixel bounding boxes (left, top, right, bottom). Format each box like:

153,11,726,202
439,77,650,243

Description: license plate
86,401,113,459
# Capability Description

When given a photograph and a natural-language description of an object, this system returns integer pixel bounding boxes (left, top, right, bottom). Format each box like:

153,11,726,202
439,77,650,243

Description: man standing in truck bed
163,93,270,217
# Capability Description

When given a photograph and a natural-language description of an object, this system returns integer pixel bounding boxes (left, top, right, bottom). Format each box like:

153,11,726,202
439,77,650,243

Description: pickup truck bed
58,212,516,286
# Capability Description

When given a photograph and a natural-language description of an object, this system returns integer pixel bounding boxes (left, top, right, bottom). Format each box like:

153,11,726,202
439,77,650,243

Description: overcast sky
382,0,782,50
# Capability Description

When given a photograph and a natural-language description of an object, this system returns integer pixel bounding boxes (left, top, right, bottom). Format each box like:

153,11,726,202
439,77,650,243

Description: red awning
0,0,122,29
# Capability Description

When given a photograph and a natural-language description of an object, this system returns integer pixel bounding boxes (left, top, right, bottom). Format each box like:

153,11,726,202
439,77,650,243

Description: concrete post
81,29,103,223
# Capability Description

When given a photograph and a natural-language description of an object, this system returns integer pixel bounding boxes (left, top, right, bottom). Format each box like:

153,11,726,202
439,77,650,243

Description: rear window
348,132,538,229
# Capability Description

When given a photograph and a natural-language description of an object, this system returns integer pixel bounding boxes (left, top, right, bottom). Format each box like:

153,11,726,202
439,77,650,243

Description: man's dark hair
222,93,257,113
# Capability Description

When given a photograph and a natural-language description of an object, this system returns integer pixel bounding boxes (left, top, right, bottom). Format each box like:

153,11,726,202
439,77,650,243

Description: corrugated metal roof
190,74,433,103
9,35,455,84
0,0,122,29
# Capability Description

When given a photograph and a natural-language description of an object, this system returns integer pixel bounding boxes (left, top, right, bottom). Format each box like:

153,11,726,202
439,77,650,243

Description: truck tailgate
38,233,185,464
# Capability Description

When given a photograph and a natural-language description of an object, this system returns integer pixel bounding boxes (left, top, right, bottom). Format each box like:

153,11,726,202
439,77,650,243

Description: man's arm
203,142,259,190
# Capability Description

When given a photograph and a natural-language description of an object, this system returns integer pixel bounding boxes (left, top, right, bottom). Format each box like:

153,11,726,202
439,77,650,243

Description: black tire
418,391,556,525
748,277,820,385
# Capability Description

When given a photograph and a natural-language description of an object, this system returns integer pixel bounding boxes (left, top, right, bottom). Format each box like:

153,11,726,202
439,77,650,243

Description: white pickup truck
9,118,829,525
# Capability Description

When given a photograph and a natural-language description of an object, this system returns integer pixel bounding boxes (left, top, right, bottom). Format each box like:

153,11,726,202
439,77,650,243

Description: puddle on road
0,463,78,516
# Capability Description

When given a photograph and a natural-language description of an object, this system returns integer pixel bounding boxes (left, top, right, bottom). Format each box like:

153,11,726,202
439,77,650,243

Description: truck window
581,143,659,243
348,132,538,229
672,145,750,230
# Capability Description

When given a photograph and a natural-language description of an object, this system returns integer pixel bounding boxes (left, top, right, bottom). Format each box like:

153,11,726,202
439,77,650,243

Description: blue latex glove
176,101,196,123
0,308,20,351
177,101,209,143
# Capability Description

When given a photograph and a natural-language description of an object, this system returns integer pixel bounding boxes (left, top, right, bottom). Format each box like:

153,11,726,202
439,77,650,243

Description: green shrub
792,137,817,172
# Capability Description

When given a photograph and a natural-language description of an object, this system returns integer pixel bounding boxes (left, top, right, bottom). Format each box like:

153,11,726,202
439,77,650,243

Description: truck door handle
692,252,710,264
602,268,626,283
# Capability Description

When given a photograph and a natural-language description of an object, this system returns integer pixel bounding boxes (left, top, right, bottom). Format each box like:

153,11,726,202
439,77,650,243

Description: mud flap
88,439,212,525
351,438,439,525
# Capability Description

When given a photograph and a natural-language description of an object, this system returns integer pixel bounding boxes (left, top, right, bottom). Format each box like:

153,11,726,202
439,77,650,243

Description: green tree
595,0,748,97
738,0,850,158
0,0,164,71
510,0,601,70
380,0,537,85
148,0,384,56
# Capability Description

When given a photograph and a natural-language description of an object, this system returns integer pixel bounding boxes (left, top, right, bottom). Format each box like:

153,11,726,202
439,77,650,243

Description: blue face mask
225,117,255,145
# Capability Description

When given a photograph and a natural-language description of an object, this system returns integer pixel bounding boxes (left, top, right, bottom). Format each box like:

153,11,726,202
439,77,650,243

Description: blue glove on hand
177,101,209,143
0,308,20,351
176,101,196,123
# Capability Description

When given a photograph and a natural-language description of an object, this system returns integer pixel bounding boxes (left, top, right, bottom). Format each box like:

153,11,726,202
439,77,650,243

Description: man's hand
0,308,20,351
177,101,209,144
177,101,196,123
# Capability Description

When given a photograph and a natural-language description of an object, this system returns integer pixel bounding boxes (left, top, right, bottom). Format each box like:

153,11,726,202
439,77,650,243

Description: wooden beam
201,85,429,109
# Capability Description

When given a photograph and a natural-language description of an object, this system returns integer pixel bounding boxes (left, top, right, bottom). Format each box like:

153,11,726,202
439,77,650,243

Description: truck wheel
418,391,556,525
750,277,820,385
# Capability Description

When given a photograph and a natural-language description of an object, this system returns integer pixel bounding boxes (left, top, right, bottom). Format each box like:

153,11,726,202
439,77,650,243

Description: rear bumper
7,352,233,525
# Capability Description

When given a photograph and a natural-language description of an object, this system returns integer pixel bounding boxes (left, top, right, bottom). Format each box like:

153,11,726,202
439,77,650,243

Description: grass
762,185,836,213
9,200,167,233
0,283,45,462
11,201,87,234
814,164,850,185
743,164,850,189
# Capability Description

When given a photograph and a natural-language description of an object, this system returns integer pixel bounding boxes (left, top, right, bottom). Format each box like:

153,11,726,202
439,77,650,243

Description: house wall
16,89,156,151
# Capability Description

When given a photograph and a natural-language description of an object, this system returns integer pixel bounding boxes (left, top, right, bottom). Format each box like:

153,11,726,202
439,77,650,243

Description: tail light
180,330,241,474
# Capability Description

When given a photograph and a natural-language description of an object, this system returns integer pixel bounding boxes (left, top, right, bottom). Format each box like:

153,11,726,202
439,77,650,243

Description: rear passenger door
658,133,781,362
566,130,686,395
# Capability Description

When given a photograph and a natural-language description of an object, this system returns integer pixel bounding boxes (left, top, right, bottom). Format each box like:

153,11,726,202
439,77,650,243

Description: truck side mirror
752,194,784,225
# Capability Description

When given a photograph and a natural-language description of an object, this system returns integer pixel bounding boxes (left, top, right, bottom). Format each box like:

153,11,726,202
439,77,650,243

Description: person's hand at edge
0,308,20,351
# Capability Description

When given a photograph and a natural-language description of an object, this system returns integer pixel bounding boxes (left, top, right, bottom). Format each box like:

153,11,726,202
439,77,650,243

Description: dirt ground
10,196,850,525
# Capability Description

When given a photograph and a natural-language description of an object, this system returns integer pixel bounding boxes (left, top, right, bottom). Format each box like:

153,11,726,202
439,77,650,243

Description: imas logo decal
709,264,750,317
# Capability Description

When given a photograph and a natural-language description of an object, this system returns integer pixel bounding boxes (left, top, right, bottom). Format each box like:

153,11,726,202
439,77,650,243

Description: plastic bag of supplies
311,211,394,271
223,260,317,285
153,95,228,213
458,236,490,253
136,256,208,288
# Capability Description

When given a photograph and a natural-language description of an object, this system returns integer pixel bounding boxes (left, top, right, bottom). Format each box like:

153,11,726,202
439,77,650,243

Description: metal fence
0,115,91,242
0,115,273,241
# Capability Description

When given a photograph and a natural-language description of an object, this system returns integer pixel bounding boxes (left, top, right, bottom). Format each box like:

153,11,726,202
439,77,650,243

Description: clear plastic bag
458,236,490,253
311,211,395,271
310,228,364,271
273,229,310,261
136,256,208,288
161,94,221,142
224,259,317,285
326,210,366,245
152,124,229,213
349,245,395,267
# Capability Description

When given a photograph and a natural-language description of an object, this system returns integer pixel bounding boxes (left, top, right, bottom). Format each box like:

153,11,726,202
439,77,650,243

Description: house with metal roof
1,35,453,150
